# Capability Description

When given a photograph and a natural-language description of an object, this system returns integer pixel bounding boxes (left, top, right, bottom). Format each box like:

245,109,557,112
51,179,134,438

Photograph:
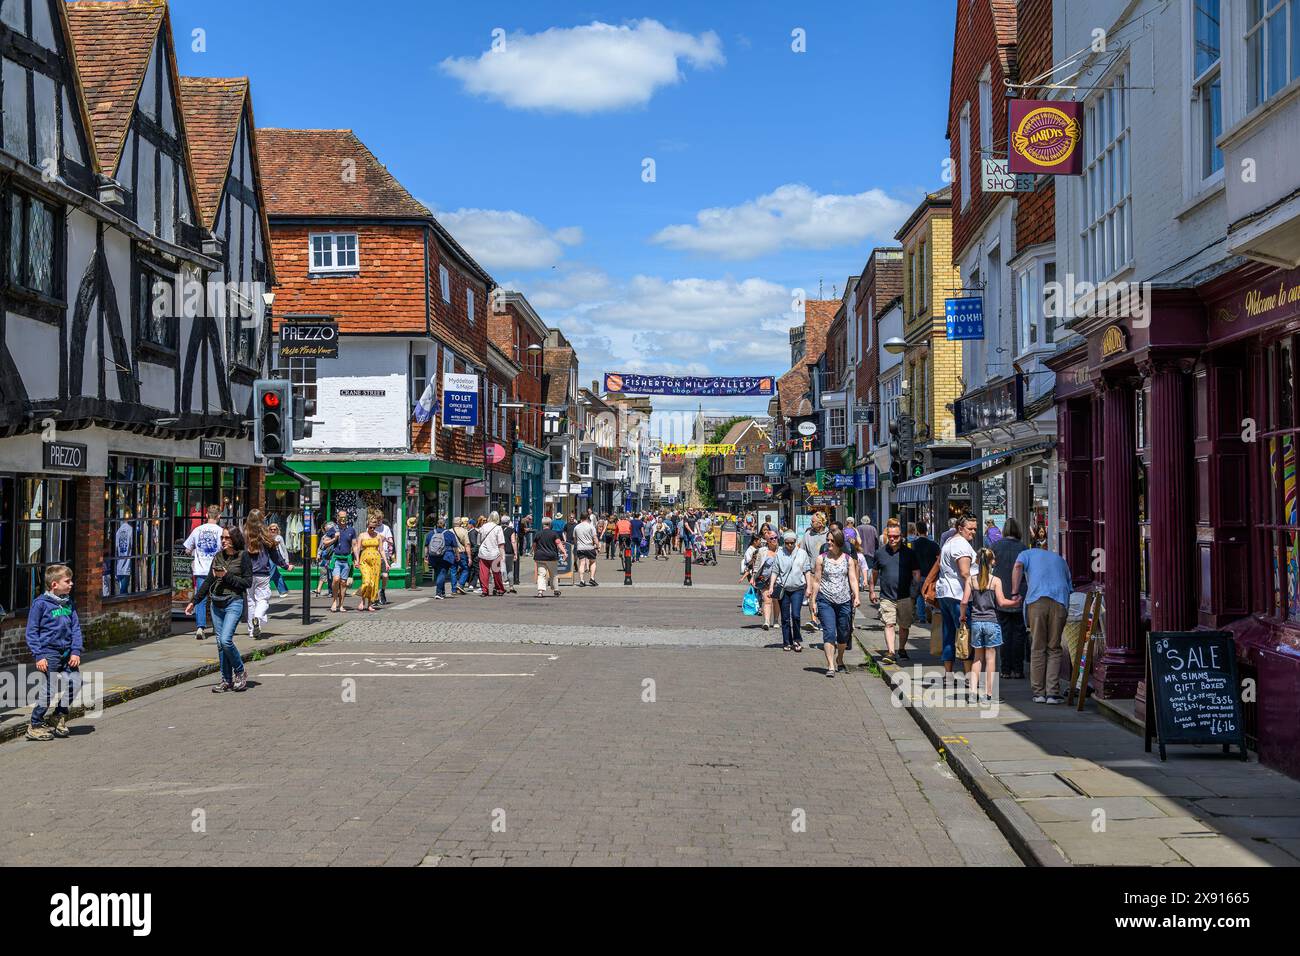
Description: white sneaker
1045,696,1063,705
1032,695,1047,703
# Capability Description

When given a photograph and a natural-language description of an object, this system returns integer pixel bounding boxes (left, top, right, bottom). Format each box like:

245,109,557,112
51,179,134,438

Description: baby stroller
653,527,669,559
694,533,718,565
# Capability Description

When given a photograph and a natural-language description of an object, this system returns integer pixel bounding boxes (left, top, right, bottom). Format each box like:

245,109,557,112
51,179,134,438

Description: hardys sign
278,322,339,359
1008,100,1082,176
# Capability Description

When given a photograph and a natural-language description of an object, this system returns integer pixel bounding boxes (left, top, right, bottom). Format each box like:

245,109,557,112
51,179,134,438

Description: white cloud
517,267,617,311
651,183,911,259
439,20,724,113
435,208,582,272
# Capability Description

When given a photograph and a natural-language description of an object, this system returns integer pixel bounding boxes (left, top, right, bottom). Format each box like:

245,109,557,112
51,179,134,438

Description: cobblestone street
0,557,1017,866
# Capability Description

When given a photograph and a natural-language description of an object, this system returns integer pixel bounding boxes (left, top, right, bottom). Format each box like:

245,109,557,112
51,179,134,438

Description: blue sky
172,0,956,420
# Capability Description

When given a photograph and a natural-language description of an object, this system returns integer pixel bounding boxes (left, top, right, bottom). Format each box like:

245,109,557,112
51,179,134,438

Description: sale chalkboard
1144,631,1247,762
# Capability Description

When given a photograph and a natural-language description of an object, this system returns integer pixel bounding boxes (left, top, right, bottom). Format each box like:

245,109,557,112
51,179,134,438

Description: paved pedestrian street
0,558,1018,867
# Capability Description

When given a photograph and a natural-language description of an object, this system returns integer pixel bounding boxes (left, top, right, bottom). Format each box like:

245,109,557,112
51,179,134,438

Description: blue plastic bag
742,586,760,616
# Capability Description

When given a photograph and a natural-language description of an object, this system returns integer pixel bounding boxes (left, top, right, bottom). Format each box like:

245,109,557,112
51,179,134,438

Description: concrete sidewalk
856,616,1300,866
0,597,336,742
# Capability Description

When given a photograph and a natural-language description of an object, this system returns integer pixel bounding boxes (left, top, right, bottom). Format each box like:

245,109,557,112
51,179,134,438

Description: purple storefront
1050,263,1300,779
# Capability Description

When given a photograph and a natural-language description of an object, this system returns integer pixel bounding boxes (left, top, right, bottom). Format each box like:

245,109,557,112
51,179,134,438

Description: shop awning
895,439,1056,504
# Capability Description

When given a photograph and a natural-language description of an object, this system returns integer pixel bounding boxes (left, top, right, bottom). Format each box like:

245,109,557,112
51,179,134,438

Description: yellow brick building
893,185,971,523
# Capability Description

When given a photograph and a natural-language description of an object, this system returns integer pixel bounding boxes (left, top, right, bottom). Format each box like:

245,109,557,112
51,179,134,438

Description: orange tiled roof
256,128,431,219
177,77,247,229
777,367,812,419
66,0,166,174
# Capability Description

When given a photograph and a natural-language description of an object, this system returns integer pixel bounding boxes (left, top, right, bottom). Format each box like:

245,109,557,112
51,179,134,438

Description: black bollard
684,546,693,586
624,545,632,585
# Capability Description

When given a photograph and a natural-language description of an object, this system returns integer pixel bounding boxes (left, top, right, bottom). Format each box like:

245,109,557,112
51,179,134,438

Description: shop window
1262,337,1300,620
4,188,60,300
0,476,76,614
136,262,178,350
263,489,306,563
829,407,847,446
1246,0,1299,111
221,467,252,524
227,285,257,368
308,233,358,273
280,349,317,408
1080,61,1132,283
411,352,428,407
104,457,172,597
1192,0,1223,182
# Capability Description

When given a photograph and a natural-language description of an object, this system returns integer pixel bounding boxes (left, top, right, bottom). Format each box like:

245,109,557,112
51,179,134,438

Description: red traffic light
262,391,281,408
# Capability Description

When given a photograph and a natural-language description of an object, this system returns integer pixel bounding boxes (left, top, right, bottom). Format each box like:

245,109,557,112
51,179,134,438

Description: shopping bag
742,586,760,616
955,624,971,660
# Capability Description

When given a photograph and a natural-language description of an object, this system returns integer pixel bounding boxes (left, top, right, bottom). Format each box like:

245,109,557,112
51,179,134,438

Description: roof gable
177,77,246,228
66,0,165,174
256,128,432,219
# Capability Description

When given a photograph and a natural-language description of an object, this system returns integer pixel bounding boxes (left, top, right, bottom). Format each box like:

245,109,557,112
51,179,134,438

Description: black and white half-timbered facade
0,0,274,663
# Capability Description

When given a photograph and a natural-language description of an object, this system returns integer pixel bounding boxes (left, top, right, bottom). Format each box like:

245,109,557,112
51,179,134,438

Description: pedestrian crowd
736,510,1074,698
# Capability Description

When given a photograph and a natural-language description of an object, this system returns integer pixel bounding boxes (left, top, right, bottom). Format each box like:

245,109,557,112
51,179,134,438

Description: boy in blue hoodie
25,565,83,741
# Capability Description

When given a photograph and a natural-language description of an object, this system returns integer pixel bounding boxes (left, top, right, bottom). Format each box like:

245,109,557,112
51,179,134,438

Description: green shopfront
264,457,481,590
515,445,545,526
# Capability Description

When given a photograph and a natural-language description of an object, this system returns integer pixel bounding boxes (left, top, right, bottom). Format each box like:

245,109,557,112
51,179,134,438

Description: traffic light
293,394,316,441
253,379,292,460
888,419,904,485
899,415,916,463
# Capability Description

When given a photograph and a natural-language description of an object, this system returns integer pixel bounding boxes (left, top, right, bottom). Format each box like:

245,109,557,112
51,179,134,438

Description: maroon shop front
1050,263,1300,779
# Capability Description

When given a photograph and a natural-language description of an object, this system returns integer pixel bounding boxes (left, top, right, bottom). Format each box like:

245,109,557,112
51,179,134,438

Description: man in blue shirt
629,514,644,562
1012,545,1073,704
329,510,357,613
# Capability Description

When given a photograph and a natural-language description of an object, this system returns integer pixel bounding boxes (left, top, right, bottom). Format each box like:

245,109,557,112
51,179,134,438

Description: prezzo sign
198,438,225,461
442,372,479,427
279,322,339,359
43,441,87,471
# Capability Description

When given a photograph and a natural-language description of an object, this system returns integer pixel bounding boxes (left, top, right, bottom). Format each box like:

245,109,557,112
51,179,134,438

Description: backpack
427,529,448,560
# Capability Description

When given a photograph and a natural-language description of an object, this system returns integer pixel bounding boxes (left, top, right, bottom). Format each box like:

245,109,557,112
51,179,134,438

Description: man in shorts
868,518,920,664
329,510,357,613
573,513,599,586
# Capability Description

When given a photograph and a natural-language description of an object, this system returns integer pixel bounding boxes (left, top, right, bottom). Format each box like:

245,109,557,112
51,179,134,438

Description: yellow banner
663,443,737,456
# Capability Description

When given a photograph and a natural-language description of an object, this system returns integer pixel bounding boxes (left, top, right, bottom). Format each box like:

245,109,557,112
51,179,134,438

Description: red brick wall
949,0,1018,264
488,301,544,449
1013,0,1056,250
428,238,491,471
267,224,428,333
854,252,903,446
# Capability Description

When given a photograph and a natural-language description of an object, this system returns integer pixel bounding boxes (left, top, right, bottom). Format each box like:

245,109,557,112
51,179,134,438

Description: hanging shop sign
603,373,775,396
442,372,479,427
1008,100,1083,175
797,421,817,437
954,374,1024,436
945,296,985,340
981,157,1036,193
763,454,786,476
851,407,874,426
279,322,340,359
485,442,507,465
381,475,402,496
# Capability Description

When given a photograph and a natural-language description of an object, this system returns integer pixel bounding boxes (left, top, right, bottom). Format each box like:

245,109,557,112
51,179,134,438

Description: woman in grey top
809,530,860,677
961,548,1022,703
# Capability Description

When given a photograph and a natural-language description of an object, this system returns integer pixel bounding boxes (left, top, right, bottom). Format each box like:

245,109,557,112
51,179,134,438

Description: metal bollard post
624,544,632,586
684,546,693,586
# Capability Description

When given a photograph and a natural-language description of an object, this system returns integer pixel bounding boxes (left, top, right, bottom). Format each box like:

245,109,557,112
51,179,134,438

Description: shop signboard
279,321,340,359
198,438,225,461
945,296,984,340
42,440,87,471
764,454,786,476
442,372,479,427
1007,99,1083,175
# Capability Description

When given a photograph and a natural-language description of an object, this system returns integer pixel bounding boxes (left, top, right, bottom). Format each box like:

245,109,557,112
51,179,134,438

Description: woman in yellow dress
352,514,389,612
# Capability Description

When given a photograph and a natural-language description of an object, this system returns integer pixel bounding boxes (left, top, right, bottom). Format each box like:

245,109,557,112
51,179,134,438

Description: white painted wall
293,337,411,452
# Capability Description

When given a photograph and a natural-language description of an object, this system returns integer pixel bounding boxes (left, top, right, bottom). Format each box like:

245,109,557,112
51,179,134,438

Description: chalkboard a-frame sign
1144,631,1248,762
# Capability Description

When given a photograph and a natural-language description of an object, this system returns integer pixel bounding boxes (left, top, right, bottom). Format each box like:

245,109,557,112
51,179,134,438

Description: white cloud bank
439,20,724,113
436,208,582,272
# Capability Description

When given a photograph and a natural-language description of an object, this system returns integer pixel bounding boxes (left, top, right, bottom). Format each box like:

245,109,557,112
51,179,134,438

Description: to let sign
43,441,87,471
442,372,479,427
945,297,985,340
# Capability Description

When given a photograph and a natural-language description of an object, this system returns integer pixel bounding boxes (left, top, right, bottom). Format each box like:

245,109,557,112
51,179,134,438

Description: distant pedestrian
799,512,829,633
328,511,356,613
910,519,939,625
183,504,223,640
857,517,879,562
352,514,389,612
810,530,860,676
992,519,1028,678
185,526,251,693
244,510,289,637
452,517,472,594
1012,543,1073,704
984,518,1002,546
939,517,959,547
376,514,395,605
425,515,456,600
532,516,566,597
267,522,290,597
749,535,780,631
574,513,599,586
476,511,508,597
315,513,339,596
770,530,810,652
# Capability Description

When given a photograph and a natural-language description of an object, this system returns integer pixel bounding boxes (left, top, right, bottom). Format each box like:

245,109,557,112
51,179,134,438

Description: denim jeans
779,589,804,647
433,557,453,597
193,574,208,628
211,597,246,684
915,592,928,624
939,597,964,662
817,597,854,646
455,553,470,589
270,566,288,596
31,655,80,724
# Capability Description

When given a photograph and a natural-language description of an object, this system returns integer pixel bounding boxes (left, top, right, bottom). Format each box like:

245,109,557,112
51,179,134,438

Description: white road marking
295,651,558,659
257,672,537,678
383,597,432,610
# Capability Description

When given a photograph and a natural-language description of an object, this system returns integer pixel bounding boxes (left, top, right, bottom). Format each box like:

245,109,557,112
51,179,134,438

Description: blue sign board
945,297,985,340
441,372,479,427
604,372,775,396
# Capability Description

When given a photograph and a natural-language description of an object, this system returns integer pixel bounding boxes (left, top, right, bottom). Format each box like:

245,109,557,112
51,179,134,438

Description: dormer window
309,232,358,273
